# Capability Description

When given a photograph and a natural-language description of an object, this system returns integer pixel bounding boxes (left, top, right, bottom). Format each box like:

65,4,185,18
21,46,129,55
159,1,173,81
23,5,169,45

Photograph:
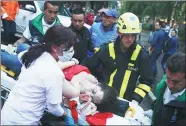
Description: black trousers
2,19,16,45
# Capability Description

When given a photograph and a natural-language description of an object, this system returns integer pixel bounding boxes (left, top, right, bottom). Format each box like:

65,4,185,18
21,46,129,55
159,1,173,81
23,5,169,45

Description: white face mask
58,47,74,62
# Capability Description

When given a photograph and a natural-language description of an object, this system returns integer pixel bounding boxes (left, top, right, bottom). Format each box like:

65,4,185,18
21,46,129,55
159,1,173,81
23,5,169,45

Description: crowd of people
148,20,179,75
1,1,185,126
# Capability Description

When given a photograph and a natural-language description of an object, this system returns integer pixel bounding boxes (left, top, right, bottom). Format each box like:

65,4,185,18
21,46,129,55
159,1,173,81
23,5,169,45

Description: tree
119,1,184,24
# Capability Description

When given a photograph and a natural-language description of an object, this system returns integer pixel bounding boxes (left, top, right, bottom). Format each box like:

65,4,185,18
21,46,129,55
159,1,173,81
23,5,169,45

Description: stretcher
1,44,16,98
1,71,16,107
1,44,17,106
1,44,151,125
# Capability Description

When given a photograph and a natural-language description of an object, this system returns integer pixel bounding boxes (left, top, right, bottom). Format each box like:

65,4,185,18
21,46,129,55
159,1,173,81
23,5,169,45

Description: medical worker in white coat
1,25,76,125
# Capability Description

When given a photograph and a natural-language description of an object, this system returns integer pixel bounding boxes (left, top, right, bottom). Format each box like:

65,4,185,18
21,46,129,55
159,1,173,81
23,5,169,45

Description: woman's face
59,47,74,62
91,85,104,104
51,44,71,61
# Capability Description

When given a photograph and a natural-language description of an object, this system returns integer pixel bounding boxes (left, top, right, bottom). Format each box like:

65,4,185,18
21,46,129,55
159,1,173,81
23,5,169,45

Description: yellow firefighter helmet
116,12,141,34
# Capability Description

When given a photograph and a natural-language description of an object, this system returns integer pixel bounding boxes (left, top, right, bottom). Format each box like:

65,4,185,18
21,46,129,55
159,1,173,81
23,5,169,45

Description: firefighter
83,12,154,103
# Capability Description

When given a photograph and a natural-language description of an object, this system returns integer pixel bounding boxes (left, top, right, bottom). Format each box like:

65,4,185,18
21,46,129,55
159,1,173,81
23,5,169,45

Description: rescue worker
83,12,154,103
1,25,76,125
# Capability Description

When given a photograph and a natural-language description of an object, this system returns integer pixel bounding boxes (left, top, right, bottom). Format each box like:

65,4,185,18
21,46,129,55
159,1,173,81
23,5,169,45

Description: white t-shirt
1,52,64,125
163,87,185,104
23,16,56,40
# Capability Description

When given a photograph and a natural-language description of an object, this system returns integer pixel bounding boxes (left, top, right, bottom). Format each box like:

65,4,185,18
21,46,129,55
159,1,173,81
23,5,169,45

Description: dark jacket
151,29,165,51
165,36,178,55
29,13,61,45
69,24,94,63
83,37,154,102
152,75,186,126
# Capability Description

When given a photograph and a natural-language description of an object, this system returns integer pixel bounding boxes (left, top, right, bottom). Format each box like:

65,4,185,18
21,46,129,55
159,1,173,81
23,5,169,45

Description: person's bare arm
58,61,76,70
13,36,28,46
58,58,79,70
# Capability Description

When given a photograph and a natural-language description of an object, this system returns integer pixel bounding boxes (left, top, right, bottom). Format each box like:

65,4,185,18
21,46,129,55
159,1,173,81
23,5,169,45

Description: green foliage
119,1,185,23
174,2,186,21
142,23,150,31
178,27,185,41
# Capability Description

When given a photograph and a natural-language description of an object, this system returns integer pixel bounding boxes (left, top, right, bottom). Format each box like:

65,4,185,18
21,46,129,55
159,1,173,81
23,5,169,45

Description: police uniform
83,37,154,103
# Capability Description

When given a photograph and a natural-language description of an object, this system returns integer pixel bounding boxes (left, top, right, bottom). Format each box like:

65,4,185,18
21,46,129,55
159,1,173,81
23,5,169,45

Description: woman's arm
62,79,80,99
47,102,66,117
58,61,75,70
58,58,79,70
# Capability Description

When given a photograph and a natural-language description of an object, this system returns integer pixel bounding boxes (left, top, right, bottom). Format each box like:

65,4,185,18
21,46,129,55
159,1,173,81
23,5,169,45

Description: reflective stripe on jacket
108,43,151,101
84,37,154,102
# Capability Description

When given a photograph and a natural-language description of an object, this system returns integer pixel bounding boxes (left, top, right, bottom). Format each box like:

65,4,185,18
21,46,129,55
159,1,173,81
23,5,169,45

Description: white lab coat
1,52,64,125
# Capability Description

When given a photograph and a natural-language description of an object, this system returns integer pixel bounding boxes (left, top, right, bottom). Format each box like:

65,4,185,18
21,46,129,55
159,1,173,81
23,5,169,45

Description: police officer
83,12,154,103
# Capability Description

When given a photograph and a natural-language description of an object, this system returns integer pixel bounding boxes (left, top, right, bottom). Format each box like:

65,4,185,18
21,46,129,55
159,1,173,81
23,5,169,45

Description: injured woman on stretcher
55,58,151,125
1,45,151,125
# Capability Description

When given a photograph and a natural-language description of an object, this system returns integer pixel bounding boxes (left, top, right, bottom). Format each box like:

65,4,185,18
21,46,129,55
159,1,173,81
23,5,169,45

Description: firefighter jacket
83,37,154,103
152,75,186,126
1,1,19,21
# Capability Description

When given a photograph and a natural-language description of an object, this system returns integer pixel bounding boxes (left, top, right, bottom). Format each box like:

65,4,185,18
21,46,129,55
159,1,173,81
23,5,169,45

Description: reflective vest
108,43,151,98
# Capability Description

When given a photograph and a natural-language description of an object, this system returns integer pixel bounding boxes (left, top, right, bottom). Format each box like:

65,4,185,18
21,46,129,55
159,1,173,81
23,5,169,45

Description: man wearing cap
88,9,118,81
89,9,118,49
